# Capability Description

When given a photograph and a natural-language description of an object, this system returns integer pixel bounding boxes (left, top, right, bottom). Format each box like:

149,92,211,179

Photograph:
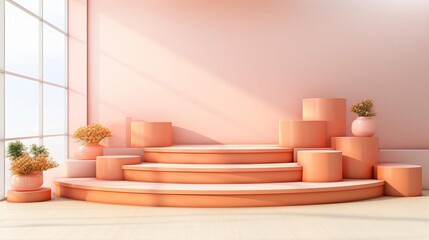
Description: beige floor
0,191,428,240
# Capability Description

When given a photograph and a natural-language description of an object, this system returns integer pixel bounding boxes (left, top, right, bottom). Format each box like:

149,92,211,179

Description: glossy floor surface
1,191,428,240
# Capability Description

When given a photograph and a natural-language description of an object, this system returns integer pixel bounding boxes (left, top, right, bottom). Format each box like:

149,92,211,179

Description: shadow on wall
88,0,429,148
172,126,221,145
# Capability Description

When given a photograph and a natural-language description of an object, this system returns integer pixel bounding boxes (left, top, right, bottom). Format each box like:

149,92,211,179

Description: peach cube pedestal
377,163,422,197
332,137,379,179
96,155,141,180
279,121,327,148
131,122,172,148
302,98,346,144
297,150,343,182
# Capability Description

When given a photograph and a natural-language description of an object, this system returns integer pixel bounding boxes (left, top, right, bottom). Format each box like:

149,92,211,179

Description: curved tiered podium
123,162,302,184
54,97,422,207
144,145,293,164
54,178,384,207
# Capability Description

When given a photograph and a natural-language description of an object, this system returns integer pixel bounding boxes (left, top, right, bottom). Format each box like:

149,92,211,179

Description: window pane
43,84,66,135
5,138,41,194
5,75,40,138
0,142,4,198
43,136,66,164
43,0,66,31
43,24,66,86
5,2,40,78
12,0,40,16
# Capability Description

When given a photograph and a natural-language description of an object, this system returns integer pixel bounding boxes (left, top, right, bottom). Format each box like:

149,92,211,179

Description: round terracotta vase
78,143,104,160
351,117,376,137
11,171,43,191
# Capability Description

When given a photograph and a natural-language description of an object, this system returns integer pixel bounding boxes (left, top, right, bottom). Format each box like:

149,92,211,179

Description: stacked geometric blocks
280,98,422,196
53,97,422,207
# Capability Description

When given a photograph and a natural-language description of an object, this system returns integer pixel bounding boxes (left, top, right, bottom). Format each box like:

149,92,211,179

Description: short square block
131,122,173,148
279,121,327,148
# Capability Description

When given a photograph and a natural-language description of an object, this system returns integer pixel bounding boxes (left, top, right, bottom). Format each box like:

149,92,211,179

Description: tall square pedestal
303,98,346,144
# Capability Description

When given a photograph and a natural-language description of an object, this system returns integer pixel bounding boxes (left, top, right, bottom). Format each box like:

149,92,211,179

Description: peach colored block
279,121,327,148
332,137,379,179
65,159,96,178
303,98,346,144
96,155,141,180
54,178,384,207
7,188,51,203
377,163,422,197
131,122,172,148
297,150,343,182
103,148,145,159
293,147,333,162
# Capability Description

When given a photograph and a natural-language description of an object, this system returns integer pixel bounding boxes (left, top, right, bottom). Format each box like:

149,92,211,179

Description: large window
0,0,68,198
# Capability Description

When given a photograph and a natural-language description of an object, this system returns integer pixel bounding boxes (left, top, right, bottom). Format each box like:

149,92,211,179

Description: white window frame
0,0,68,199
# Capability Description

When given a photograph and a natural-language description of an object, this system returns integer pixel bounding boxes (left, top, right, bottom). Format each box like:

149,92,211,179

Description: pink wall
68,0,88,158
87,0,429,148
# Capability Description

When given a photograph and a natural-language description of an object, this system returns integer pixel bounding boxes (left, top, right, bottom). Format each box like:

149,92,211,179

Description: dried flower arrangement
73,123,112,144
7,141,58,175
350,99,376,117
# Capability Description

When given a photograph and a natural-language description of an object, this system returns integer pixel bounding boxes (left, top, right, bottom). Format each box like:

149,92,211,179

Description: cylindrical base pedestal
7,188,51,203
297,150,343,182
377,163,422,197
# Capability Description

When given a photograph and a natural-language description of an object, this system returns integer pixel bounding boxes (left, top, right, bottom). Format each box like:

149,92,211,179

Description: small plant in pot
73,123,112,160
7,141,58,191
350,99,377,137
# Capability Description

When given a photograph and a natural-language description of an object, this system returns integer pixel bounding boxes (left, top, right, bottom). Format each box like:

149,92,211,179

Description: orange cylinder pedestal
131,122,172,148
332,137,379,179
96,155,141,180
302,98,346,144
279,121,327,148
297,150,343,182
377,163,422,197
7,188,51,203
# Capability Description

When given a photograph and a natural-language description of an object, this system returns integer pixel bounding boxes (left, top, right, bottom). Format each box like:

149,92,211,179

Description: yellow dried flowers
350,99,376,117
7,141,58,175
73,123,112,144
10,153,58,175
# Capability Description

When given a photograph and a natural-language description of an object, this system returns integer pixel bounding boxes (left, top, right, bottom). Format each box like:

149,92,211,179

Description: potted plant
73,123,112,160
350,99,377,137
7,141,58,191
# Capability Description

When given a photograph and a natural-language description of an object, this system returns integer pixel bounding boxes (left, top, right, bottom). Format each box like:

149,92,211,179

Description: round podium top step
123,162,301,172
144,145,292,153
